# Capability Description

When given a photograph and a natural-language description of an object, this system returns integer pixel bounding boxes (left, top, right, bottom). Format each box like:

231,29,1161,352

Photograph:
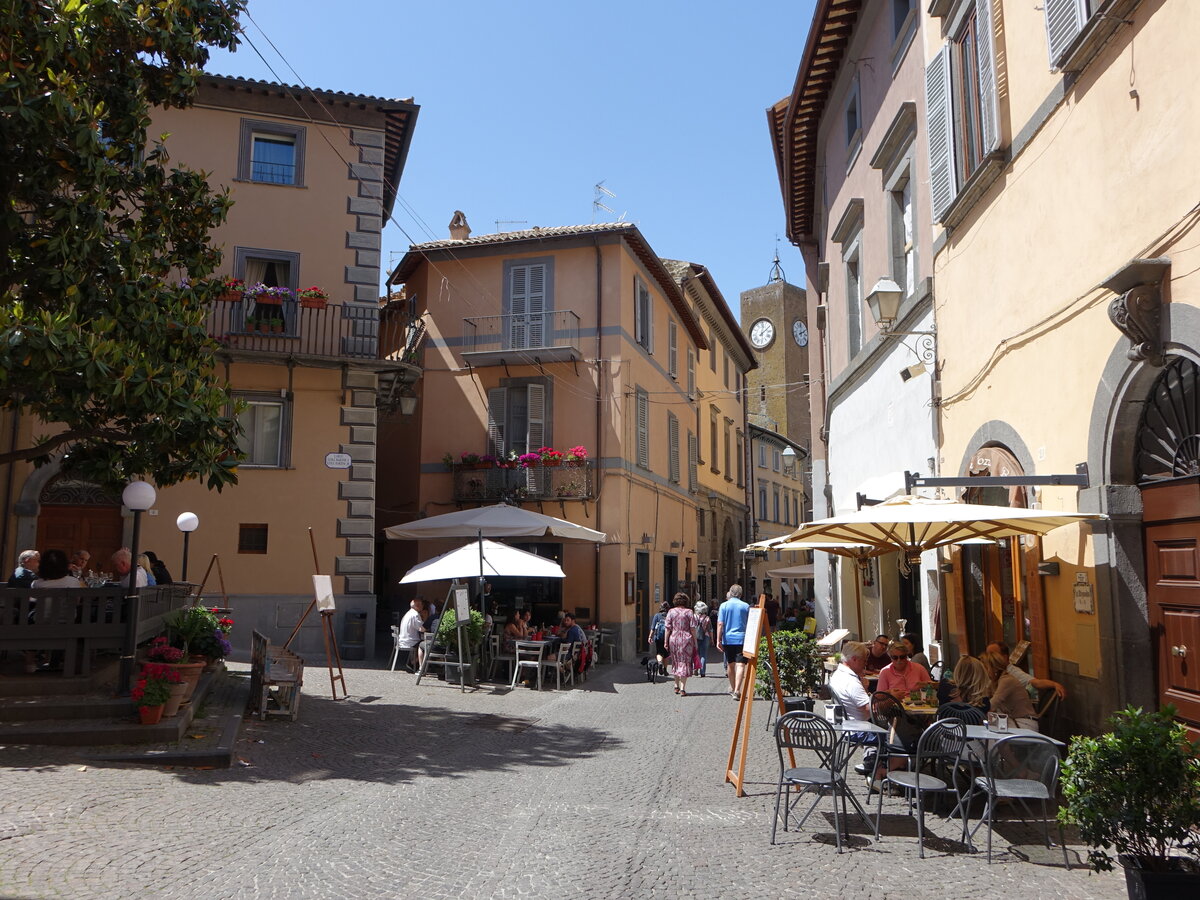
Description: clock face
750,317,775,350
793,320,809,347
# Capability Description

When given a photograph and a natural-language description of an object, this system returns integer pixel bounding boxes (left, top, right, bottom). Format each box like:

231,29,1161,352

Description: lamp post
176,511,199,582
119,479,156,695
781,445,797,476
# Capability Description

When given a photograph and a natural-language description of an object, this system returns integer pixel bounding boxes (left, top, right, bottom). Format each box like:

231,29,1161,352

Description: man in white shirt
829,640,872,720
110,548,147,589
398,598,424,672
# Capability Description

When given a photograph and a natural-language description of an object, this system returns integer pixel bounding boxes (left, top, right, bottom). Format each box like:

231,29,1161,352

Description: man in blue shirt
716,584,750,699
559,612,586,646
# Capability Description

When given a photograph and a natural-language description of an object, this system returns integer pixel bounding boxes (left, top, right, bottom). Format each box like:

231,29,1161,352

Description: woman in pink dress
664,592,698,696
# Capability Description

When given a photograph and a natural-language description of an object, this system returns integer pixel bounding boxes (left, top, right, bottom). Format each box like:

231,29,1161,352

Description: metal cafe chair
388,625,405,672
770,711,858,852
961,733,1071,867
873,719,967,857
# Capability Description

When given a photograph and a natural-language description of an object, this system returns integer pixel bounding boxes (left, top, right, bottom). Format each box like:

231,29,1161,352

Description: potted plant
246,283,293,306
460,452,481,468
479,454,498,468
518,452,541,468
297,285,328,309
189,609,233,669
217,276,245,302
1059,705,1200,898
538,446,564,466
442,452,455,470
564,445,588,466
244,315,258,333
435,608,486,684
131,663,177,724
755,629,825,709
269,316,284,334
163,607,220,699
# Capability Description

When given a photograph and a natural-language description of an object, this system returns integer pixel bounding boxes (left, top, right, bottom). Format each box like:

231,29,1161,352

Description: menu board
742,608,763,658
454,585,471,623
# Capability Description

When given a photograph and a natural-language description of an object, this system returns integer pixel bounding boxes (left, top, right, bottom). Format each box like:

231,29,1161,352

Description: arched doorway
35,477,123,575
1137,357,1200,730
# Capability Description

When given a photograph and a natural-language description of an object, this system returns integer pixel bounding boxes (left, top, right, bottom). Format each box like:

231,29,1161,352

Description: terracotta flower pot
252,294,283,306
163,681,187,717
542,459,561,467
139,704,164,725
217,291,242,302
159,661,205,702
299,297,327,309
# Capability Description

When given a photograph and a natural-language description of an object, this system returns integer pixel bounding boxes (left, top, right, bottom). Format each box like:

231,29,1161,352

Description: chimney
449,210,471,241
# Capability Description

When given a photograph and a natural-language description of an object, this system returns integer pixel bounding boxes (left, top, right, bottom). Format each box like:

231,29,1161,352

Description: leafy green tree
0,0,247,489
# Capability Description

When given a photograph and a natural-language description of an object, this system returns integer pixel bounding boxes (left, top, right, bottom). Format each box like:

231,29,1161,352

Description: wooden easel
192,554,229,606
282,528,347,701
725,594,788,797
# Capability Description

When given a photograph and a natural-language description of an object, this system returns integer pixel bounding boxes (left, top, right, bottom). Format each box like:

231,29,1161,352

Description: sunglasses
889,654,907,660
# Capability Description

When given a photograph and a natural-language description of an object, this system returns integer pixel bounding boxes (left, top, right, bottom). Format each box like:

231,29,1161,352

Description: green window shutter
487,387,508,455
925,45,957,222
975,0,1000,155
527,264,547,348
1045,0,1087,70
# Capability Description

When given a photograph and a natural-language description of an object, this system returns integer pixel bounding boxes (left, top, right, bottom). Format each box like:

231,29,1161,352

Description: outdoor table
833,719,889,832
902,701,938,716
961,724,1063,746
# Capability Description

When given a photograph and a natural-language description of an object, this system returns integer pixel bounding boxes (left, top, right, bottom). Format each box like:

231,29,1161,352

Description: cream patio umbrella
399,539,567,583
384,502,606,543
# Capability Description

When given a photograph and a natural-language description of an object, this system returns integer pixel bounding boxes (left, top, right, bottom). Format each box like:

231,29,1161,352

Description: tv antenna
495,219,528,232
592,181,626,223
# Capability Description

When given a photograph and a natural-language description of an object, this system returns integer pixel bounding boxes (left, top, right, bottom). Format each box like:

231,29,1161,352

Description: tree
0,0,248,490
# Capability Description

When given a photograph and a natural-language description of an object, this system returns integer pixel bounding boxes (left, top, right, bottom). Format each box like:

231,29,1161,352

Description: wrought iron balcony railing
461,310,581,365
204,300,418,362
451,460,595,503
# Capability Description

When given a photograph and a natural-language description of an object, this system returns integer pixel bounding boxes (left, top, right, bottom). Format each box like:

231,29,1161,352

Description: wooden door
36,504,124,574
1144,518,1200,727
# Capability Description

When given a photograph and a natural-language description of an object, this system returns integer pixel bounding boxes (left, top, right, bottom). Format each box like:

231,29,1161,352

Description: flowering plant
245,283,294,302
538,447,563,462
190,627,232,660
145,635,183,664
297,286,327,301
221,276,245,292
479,454,498,465
518,452,541,468
214,611,234,634
460,452,481,465
165,605,221,657
131,663,180,708
565,445,588,461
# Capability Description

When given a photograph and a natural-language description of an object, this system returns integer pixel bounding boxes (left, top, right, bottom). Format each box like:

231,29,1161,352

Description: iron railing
451,460,595,503
205,301,418,361
462,310,581,355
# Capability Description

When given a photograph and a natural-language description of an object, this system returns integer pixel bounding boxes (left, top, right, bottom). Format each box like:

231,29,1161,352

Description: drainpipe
593,239,603,625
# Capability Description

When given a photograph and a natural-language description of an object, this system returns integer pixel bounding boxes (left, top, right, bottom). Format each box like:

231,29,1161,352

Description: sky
205,1,816,319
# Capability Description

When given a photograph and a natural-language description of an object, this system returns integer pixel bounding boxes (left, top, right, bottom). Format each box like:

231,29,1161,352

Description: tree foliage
0,0,248,489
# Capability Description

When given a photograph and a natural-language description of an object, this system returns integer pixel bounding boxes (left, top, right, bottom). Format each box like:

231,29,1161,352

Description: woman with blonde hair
949,655,993,709
981,649,1039,731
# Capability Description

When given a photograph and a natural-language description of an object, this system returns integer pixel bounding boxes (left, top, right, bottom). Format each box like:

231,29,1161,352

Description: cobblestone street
0,658,1126,899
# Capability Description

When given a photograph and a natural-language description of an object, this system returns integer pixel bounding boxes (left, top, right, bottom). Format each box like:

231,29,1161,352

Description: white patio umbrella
766,564,815,579
384,502,606,542
399,539,566,583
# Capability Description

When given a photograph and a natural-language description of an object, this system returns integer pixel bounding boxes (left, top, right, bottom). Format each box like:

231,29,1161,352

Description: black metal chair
961,733,1071,867
771,711,858,852
874,719,967,856
936,702,986,725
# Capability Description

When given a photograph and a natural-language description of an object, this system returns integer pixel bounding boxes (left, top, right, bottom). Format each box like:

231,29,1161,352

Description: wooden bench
249,630,304,721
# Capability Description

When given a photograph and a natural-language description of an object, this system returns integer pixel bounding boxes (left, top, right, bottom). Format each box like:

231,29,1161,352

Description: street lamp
120,479,156,695
781,445,797,475
176,511,199,582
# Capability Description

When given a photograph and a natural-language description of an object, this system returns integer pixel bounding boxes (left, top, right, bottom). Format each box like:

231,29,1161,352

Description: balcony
461,311,581,366
451,460,596,504
204,300,418,363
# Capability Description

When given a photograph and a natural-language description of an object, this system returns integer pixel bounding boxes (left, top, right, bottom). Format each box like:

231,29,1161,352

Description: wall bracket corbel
1103,257,1171,367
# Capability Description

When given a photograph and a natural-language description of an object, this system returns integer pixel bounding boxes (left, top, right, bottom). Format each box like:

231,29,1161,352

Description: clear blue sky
205,1,815,318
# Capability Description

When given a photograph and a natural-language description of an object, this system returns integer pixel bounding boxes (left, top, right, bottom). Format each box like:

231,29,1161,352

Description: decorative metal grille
39,478,120,506
1136,357,1200,483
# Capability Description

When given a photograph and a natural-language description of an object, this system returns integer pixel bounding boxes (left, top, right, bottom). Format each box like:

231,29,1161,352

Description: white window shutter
668,321,678,377
668,413,680,483
487,387,508,455
1045,0,1086,70
687,431,697,492
634,278,643,346
527,264,546,349
509,266,529,349
975,0,1000,155
637,391,649,469
686,347,695,398
925,45,957,223
525,384,546,492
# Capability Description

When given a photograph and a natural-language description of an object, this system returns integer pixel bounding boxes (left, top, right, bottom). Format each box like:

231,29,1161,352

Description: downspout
593,239,603,625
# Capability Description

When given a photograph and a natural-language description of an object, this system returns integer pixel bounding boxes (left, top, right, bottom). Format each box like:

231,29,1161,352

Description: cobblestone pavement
0,655,1126,899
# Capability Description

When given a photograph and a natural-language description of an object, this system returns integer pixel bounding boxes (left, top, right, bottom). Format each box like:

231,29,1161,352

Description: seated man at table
830,641,872,721
863,634,892,674
876,640,931,698
559,612,586,646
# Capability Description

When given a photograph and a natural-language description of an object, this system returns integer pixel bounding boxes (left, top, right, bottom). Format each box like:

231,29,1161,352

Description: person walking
716,584,750,699
693,601,712,677
647,599,670,676
664,592,697,696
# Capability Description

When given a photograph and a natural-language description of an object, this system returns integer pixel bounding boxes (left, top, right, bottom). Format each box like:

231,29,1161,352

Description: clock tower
740,269,810,446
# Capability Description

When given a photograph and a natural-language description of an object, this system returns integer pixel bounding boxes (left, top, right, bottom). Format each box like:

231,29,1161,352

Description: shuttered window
668,413,680,483
687,431,698,492
710,406,720,473
487,387,508,456
924,0,999,223
1045,0,1089,70
507,263,549,350
636,389,650,469
525,384,547,493
736,430,745,487
635,278,653,353
686,347,696,398
487,382,550,468
668,320,678,378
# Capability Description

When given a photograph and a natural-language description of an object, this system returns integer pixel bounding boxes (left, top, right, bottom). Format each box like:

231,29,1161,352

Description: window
773,449,781,472
695,407,704,464
709,329,717,371
668,320,678,378
1045,0,1099,70
687,431,698,492
782,489,790,526
760,385,767,405
698,508,705,537
710,406,719,473
635,277,653,353
238,524,269,554
759,485,768,520
667,412,680,483
890,169,916,299
845,235,863,357
845,76,862,153
238,119,306,186
505,260,552,350
925,0,999,221
758,443,766,468
773,489,780,523
484,384,549,460
794,494,800,525
723,418,732,480
893,0,914,39
723,351,730,390
686,347,696,398
235,247,300,333
236,394,290,467
636,389,650,469
736,430,745,487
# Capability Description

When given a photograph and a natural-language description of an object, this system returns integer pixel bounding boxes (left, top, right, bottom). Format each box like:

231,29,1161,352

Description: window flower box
217,277,244,302
297,286,328,309
246,283,293,306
